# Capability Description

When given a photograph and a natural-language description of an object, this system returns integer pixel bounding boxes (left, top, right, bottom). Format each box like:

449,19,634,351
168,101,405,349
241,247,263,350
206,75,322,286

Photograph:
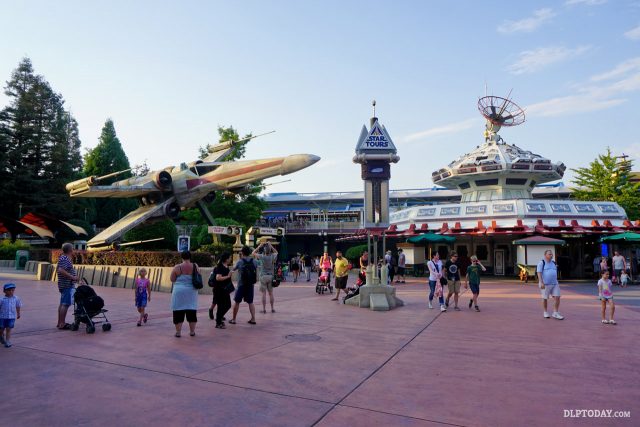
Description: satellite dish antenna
477,95,525,141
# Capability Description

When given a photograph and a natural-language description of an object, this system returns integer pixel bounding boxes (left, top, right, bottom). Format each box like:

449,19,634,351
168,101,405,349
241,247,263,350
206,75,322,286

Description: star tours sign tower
350,101,403,311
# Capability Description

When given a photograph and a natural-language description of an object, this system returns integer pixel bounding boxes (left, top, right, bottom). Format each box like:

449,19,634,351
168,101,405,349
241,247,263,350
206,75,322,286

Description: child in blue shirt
0,283,22,348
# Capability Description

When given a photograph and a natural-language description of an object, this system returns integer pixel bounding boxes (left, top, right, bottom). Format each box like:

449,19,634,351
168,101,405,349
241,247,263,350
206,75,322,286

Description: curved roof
432,141,566,188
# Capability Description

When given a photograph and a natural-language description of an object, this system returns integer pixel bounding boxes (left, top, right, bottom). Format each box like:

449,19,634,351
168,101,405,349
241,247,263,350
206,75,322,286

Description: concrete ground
1,268,638,427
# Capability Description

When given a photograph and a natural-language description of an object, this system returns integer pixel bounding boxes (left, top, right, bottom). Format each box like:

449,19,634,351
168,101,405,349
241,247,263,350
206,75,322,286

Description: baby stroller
71,278,112,334
316,269,333,294
343,271,366,303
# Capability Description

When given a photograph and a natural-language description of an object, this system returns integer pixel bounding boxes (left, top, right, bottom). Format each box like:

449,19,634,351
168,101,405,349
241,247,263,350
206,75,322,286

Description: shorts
135,292,148,308
614,269,623,279
172,309,197,324
540,283,561,299
397,267,405,276
0,318,16,329
469,282,480,295
234,284,254,304
335,275,348,289
259,275,274,292
600,296,614,301
447,280,461,293
59,287,75,306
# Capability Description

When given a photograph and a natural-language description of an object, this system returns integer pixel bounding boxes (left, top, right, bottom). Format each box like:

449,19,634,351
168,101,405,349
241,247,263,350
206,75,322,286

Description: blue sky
1,0,639,194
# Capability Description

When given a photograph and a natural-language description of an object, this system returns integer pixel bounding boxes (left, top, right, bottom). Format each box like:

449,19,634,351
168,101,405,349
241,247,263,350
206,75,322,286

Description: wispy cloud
565,0,607,5
507,46,591,75
590,57,640,81
497,8,555,34
402,118,479,143
526,56,640,117
625,24,640,40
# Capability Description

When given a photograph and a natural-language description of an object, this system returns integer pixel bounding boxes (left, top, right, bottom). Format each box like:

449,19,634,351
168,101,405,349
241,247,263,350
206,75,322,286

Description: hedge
344,244,369,263
51,249,215,267
0,240,30,260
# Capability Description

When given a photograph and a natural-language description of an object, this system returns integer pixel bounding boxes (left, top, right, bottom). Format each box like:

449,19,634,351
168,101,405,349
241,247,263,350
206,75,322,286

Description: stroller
275,262,286,283
71,278,112,334
315,269,333,294
343,271,366,303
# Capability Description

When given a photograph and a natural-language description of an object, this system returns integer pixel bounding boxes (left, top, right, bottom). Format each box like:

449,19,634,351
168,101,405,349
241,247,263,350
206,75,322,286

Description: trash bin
15,250,29,270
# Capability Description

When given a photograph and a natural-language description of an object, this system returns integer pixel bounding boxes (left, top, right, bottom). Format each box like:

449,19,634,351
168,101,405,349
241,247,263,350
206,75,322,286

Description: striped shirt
0,296,21,319
57,254,76,290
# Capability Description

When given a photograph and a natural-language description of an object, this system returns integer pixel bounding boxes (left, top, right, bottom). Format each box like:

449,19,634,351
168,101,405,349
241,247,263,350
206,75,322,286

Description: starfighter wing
87,196,177,250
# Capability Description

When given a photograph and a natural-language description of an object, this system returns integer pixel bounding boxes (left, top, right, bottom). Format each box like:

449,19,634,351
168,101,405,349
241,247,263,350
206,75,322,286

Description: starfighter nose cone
281,154,321,175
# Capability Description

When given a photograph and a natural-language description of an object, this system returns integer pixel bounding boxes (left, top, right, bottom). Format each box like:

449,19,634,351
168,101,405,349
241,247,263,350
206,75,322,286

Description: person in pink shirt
134,268,151,327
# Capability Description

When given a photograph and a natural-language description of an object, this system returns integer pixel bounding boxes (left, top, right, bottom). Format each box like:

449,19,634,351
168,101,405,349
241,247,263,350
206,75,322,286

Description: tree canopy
571,148,640,220
83,119,137,227
0,58,84,220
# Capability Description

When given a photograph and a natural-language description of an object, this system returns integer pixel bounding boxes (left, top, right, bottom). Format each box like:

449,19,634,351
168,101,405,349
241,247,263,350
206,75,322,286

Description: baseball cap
3,283,16,291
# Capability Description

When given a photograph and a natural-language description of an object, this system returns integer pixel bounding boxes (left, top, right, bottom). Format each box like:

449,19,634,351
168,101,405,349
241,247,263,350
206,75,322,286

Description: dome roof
432,140,565,188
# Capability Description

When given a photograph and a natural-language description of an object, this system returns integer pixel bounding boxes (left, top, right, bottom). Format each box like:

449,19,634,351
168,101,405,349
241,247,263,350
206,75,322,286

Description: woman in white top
427,253,446,312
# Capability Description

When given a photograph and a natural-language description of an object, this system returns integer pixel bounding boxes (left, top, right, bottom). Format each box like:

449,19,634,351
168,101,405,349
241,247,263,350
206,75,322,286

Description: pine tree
571,148,640,220
83,119,137,227
0,58,84,221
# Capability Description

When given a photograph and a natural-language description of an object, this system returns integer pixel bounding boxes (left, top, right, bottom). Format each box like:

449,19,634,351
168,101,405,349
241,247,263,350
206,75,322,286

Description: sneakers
454,306,461,311
543,312,550,319
143,313,148,323
428,301,433,309
208,308,214,320
475,306,480,312
440,305,447,312
4,340,11,348
552,312,564,320
445,301,449,308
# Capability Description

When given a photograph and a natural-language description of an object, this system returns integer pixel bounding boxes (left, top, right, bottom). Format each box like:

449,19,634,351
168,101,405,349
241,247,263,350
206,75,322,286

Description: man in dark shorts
57,243,78,329
331,251,350,301
444,252,462,310
230,246,257,325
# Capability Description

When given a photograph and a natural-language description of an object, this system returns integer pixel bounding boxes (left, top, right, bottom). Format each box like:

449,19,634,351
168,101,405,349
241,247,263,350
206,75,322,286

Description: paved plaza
1,269,638,427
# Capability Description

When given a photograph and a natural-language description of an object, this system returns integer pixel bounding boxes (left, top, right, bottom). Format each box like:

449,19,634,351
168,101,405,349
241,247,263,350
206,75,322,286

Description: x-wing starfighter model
66,132,319,251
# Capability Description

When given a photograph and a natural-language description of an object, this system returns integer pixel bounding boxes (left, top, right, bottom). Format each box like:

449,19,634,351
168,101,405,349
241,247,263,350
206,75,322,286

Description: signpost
347,101,403,311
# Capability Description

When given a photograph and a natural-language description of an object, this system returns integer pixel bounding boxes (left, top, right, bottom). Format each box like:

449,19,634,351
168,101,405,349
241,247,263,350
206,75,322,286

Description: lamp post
18,203,23,218
318,231,328,254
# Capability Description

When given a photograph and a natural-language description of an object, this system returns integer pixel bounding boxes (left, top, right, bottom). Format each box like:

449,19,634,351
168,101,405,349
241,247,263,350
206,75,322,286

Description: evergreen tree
571,148,640,220
0,58,84,221
83,119,137,227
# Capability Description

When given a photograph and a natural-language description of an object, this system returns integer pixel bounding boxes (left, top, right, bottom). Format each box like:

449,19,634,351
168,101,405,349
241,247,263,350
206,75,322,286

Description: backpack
240,258,257,286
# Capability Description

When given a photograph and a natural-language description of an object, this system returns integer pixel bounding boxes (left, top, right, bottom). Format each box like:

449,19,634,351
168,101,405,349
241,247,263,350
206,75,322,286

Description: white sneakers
543,311,565,320
428,302,433,309
440,305,447,312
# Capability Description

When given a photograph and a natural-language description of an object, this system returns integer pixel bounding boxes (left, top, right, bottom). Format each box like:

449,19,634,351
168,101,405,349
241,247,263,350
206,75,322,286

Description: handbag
192,264,204,289
225,281,235,294
272,278,281,288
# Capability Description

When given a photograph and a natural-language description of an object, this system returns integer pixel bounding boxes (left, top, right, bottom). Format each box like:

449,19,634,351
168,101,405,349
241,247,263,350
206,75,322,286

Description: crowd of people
0,243,632,349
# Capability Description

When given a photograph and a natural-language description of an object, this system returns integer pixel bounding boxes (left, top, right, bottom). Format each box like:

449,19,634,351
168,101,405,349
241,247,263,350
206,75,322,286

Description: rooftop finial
372,99,376,117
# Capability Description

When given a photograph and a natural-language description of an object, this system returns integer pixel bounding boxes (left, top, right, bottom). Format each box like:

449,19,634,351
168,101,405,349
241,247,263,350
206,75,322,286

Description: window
458,182,471,190
476,179,499,186
466,205,487,214
575,204,596,213
526,202,546,213
476,245,488,261
493,204,514,213
506,178,527,185
417,208,436,217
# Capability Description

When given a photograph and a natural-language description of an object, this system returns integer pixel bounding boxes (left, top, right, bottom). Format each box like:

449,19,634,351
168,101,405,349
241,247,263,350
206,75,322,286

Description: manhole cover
285,334,321,342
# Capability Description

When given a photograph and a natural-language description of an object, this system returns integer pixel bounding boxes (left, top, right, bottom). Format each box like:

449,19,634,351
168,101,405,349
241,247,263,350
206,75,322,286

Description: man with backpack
230,246,258,325
537,250,564,320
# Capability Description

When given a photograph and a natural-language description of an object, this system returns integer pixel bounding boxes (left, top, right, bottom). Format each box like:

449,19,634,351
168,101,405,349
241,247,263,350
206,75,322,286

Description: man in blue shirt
537,250,564,320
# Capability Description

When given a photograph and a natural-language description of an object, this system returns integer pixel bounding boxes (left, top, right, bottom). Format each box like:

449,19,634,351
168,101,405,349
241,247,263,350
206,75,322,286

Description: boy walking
444,252,461,310
0,283,22,348
465,256,485,312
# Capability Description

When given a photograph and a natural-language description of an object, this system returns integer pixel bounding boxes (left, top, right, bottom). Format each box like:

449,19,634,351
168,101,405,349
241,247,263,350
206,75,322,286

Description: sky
1,0,639,195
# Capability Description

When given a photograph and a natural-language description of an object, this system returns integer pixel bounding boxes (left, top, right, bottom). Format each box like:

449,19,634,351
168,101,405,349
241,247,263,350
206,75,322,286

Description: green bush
197,242,234,259
0,240,30,260
344,244,368,263
51,249,214,267
123,219,179,250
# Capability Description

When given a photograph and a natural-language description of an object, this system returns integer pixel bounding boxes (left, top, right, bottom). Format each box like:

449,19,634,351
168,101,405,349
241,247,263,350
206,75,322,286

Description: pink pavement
1,269,638,427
